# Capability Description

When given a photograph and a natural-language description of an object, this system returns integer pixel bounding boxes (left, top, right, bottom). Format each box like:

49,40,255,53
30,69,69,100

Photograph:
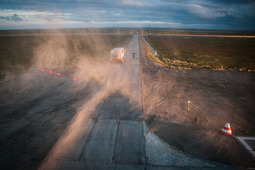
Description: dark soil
139,37,255,167
0,71,98,170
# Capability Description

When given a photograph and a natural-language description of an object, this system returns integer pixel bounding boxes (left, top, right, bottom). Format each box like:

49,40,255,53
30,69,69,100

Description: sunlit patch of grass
144,36,255,72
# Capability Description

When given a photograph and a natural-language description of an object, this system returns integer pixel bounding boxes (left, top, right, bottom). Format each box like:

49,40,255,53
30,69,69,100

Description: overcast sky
0,0,255,30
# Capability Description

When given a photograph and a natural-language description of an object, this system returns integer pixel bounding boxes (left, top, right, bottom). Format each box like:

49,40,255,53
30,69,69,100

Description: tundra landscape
0,28,255,169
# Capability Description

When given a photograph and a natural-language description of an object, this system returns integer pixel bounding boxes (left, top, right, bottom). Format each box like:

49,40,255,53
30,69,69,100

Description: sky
0,0,255,30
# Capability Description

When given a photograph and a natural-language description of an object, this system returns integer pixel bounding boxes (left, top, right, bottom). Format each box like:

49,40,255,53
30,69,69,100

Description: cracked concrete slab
114,120,144,164
81,119,119,163
116,164,144,170
50,118,95,161
41,160,115,170
99,96,124,119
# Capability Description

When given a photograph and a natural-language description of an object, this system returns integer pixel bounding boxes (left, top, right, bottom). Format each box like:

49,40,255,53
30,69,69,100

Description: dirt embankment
139,37,255,167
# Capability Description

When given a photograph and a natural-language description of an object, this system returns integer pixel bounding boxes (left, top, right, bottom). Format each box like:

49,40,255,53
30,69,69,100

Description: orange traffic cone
221,123,232,135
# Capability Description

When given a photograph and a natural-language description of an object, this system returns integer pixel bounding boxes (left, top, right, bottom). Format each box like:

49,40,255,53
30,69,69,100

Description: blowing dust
0,29,135,163
47,32,138,158
0,29,132,106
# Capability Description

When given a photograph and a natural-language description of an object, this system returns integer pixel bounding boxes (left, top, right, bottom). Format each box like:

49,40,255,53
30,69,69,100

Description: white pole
188,101,190,111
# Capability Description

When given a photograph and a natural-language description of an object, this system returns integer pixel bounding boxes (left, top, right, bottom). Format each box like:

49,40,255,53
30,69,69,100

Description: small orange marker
41,69,45,72
73,78,77,86
221,123,232,136
49,71,53,74
57,73,61,76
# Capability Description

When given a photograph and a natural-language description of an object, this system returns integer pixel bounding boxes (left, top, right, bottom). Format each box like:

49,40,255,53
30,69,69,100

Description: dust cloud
0,28,132,107
0,28,136,163
45,31,137,160
33,31,69,69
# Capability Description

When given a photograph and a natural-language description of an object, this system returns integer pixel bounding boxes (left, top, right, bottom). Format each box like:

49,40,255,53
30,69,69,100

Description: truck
110,47,125,63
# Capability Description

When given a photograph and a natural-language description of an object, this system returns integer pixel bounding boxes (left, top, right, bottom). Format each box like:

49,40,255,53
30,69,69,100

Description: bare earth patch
139,37,255,167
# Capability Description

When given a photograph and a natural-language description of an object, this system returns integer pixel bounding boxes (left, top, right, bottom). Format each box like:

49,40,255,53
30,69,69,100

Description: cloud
0,14,22,22
227,3,255,18
187,1,255,20
121,0,151,7
0,0,255,30
187,4,227,19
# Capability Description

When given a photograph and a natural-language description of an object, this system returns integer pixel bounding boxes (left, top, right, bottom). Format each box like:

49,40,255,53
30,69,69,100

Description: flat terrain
144,36,255,72
140,37,255,167
1,33,231,170
0,31,131,79
1,29,255,169
144,28,255,36
0,71,91,169
39,34,145,169
0,32,131,169
40,34,227,170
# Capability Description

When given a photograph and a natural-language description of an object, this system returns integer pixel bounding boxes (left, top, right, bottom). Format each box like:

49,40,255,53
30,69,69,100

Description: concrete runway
39,35,228,170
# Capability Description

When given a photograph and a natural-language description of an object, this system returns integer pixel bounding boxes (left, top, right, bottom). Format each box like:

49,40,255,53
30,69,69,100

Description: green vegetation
144,36,255,72
0,36,37,79
0,28,133,35
145,45,169,68
0,33,131,79
142,28,255,36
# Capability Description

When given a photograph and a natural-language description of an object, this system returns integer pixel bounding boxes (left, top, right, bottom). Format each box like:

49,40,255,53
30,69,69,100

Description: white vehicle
110,48,125,63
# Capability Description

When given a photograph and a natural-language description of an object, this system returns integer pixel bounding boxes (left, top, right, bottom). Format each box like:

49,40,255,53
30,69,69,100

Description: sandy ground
139,37,255,167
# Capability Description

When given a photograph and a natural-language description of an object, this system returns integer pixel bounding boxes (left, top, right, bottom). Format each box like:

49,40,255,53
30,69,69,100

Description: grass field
0,36,36,77
0,28,134,36
143,28,255,36
0,33,131,79
144,36,255,72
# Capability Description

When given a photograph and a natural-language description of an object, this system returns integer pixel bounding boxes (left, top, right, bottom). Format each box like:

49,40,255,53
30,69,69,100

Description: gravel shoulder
139,37,255,167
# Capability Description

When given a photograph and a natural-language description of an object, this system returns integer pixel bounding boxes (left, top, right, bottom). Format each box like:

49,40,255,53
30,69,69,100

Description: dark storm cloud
186,1,255,19
0,14,22,22
0,0,255,30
